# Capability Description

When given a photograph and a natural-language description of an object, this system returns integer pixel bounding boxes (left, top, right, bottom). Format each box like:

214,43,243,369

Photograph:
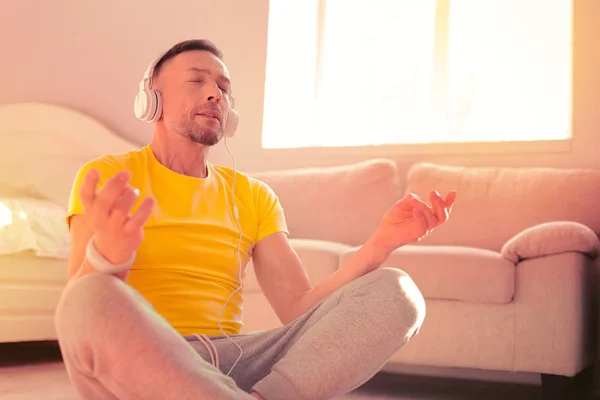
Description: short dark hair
152,39,223,79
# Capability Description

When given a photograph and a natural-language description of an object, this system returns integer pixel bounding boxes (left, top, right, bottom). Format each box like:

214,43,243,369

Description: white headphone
133,52,239,138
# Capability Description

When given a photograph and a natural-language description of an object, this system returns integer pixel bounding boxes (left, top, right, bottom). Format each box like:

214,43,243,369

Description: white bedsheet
0,197,70,259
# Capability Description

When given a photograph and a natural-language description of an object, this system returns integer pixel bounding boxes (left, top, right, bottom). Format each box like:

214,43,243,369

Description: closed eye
189,80,229,93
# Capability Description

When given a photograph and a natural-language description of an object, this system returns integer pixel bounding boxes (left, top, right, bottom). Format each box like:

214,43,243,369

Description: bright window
262,0,572,149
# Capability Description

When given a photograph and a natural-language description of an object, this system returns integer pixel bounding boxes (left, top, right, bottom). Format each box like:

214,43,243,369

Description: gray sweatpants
54,267,425,400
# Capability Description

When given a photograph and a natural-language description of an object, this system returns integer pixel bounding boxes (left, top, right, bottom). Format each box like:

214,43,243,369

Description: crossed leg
55,274,253,400
56,268,425,400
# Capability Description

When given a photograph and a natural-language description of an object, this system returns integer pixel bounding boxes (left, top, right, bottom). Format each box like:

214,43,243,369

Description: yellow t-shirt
67,145,288,336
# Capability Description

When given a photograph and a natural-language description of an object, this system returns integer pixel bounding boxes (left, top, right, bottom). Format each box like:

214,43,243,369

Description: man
55,39,456,400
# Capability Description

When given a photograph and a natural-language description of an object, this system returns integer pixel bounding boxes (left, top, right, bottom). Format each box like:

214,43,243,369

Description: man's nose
203,83,222,103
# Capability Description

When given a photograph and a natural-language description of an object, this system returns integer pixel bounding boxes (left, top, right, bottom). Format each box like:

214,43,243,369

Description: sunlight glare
315,0,437,147
262,0,572,149
262,0,319,149
0,202,12,228
446,0,571,142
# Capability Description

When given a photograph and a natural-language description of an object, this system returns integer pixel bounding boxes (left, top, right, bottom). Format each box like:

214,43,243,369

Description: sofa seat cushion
243,238,351,293
340,245,515,304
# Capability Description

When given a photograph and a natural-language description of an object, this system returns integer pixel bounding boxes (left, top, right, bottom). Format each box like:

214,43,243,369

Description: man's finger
394,193,418,211
445,190,457,211
109,186,140,229
79,168,100,210
429,190,448,224
413,209,428,236
445,190,457,205
95,171,131,213
123,197,155,236
411,197,438,229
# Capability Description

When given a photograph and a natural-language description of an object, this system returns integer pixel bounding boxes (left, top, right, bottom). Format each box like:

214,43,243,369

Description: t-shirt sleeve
66,156,124,230
254,179,289,243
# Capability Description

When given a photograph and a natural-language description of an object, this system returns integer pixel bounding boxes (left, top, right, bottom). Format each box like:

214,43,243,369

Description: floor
0,341,591,400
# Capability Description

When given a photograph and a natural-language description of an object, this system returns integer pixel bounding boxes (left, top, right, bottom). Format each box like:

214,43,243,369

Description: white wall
1,0,598,175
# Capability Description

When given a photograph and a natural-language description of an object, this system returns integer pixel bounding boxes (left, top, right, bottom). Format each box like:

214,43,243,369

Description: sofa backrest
250,159,402,246
405,162,600,251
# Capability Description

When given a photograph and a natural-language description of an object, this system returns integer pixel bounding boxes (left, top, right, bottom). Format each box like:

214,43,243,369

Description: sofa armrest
501,221,600,263
513,251,598,375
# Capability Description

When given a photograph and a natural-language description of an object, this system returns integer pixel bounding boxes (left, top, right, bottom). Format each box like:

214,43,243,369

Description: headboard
0,102,141,208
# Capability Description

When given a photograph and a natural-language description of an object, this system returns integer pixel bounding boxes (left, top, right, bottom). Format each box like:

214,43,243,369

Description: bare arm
67,215,95,281
253,190,457,324
252,232,387,325
67,216,129,282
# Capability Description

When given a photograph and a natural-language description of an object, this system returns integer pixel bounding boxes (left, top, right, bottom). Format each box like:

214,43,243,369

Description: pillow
0,197,70,259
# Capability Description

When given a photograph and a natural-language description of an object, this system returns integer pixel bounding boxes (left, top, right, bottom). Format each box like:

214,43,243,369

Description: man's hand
80,169,154,265
369,190,457,256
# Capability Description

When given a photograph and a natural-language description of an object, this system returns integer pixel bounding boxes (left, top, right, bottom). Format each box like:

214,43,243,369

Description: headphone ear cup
223,108,239,138
134,89,162,122
151,90,162,122
134,90,149,120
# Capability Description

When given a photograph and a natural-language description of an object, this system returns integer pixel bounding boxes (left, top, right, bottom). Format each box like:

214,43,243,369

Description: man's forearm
290,236,390,321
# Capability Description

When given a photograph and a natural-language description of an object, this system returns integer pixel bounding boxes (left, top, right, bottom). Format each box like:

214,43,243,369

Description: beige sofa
243,159,600,395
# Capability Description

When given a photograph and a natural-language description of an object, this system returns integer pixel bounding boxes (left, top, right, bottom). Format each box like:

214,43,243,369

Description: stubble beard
169,116,223,146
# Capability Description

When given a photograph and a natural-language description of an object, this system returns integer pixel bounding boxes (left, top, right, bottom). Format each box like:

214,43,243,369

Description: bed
0,102,140,343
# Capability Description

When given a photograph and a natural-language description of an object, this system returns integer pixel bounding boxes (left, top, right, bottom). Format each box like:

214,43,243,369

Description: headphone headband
139,53,163,91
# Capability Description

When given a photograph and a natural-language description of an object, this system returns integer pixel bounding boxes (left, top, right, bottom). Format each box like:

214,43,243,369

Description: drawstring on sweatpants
193,333,220,370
